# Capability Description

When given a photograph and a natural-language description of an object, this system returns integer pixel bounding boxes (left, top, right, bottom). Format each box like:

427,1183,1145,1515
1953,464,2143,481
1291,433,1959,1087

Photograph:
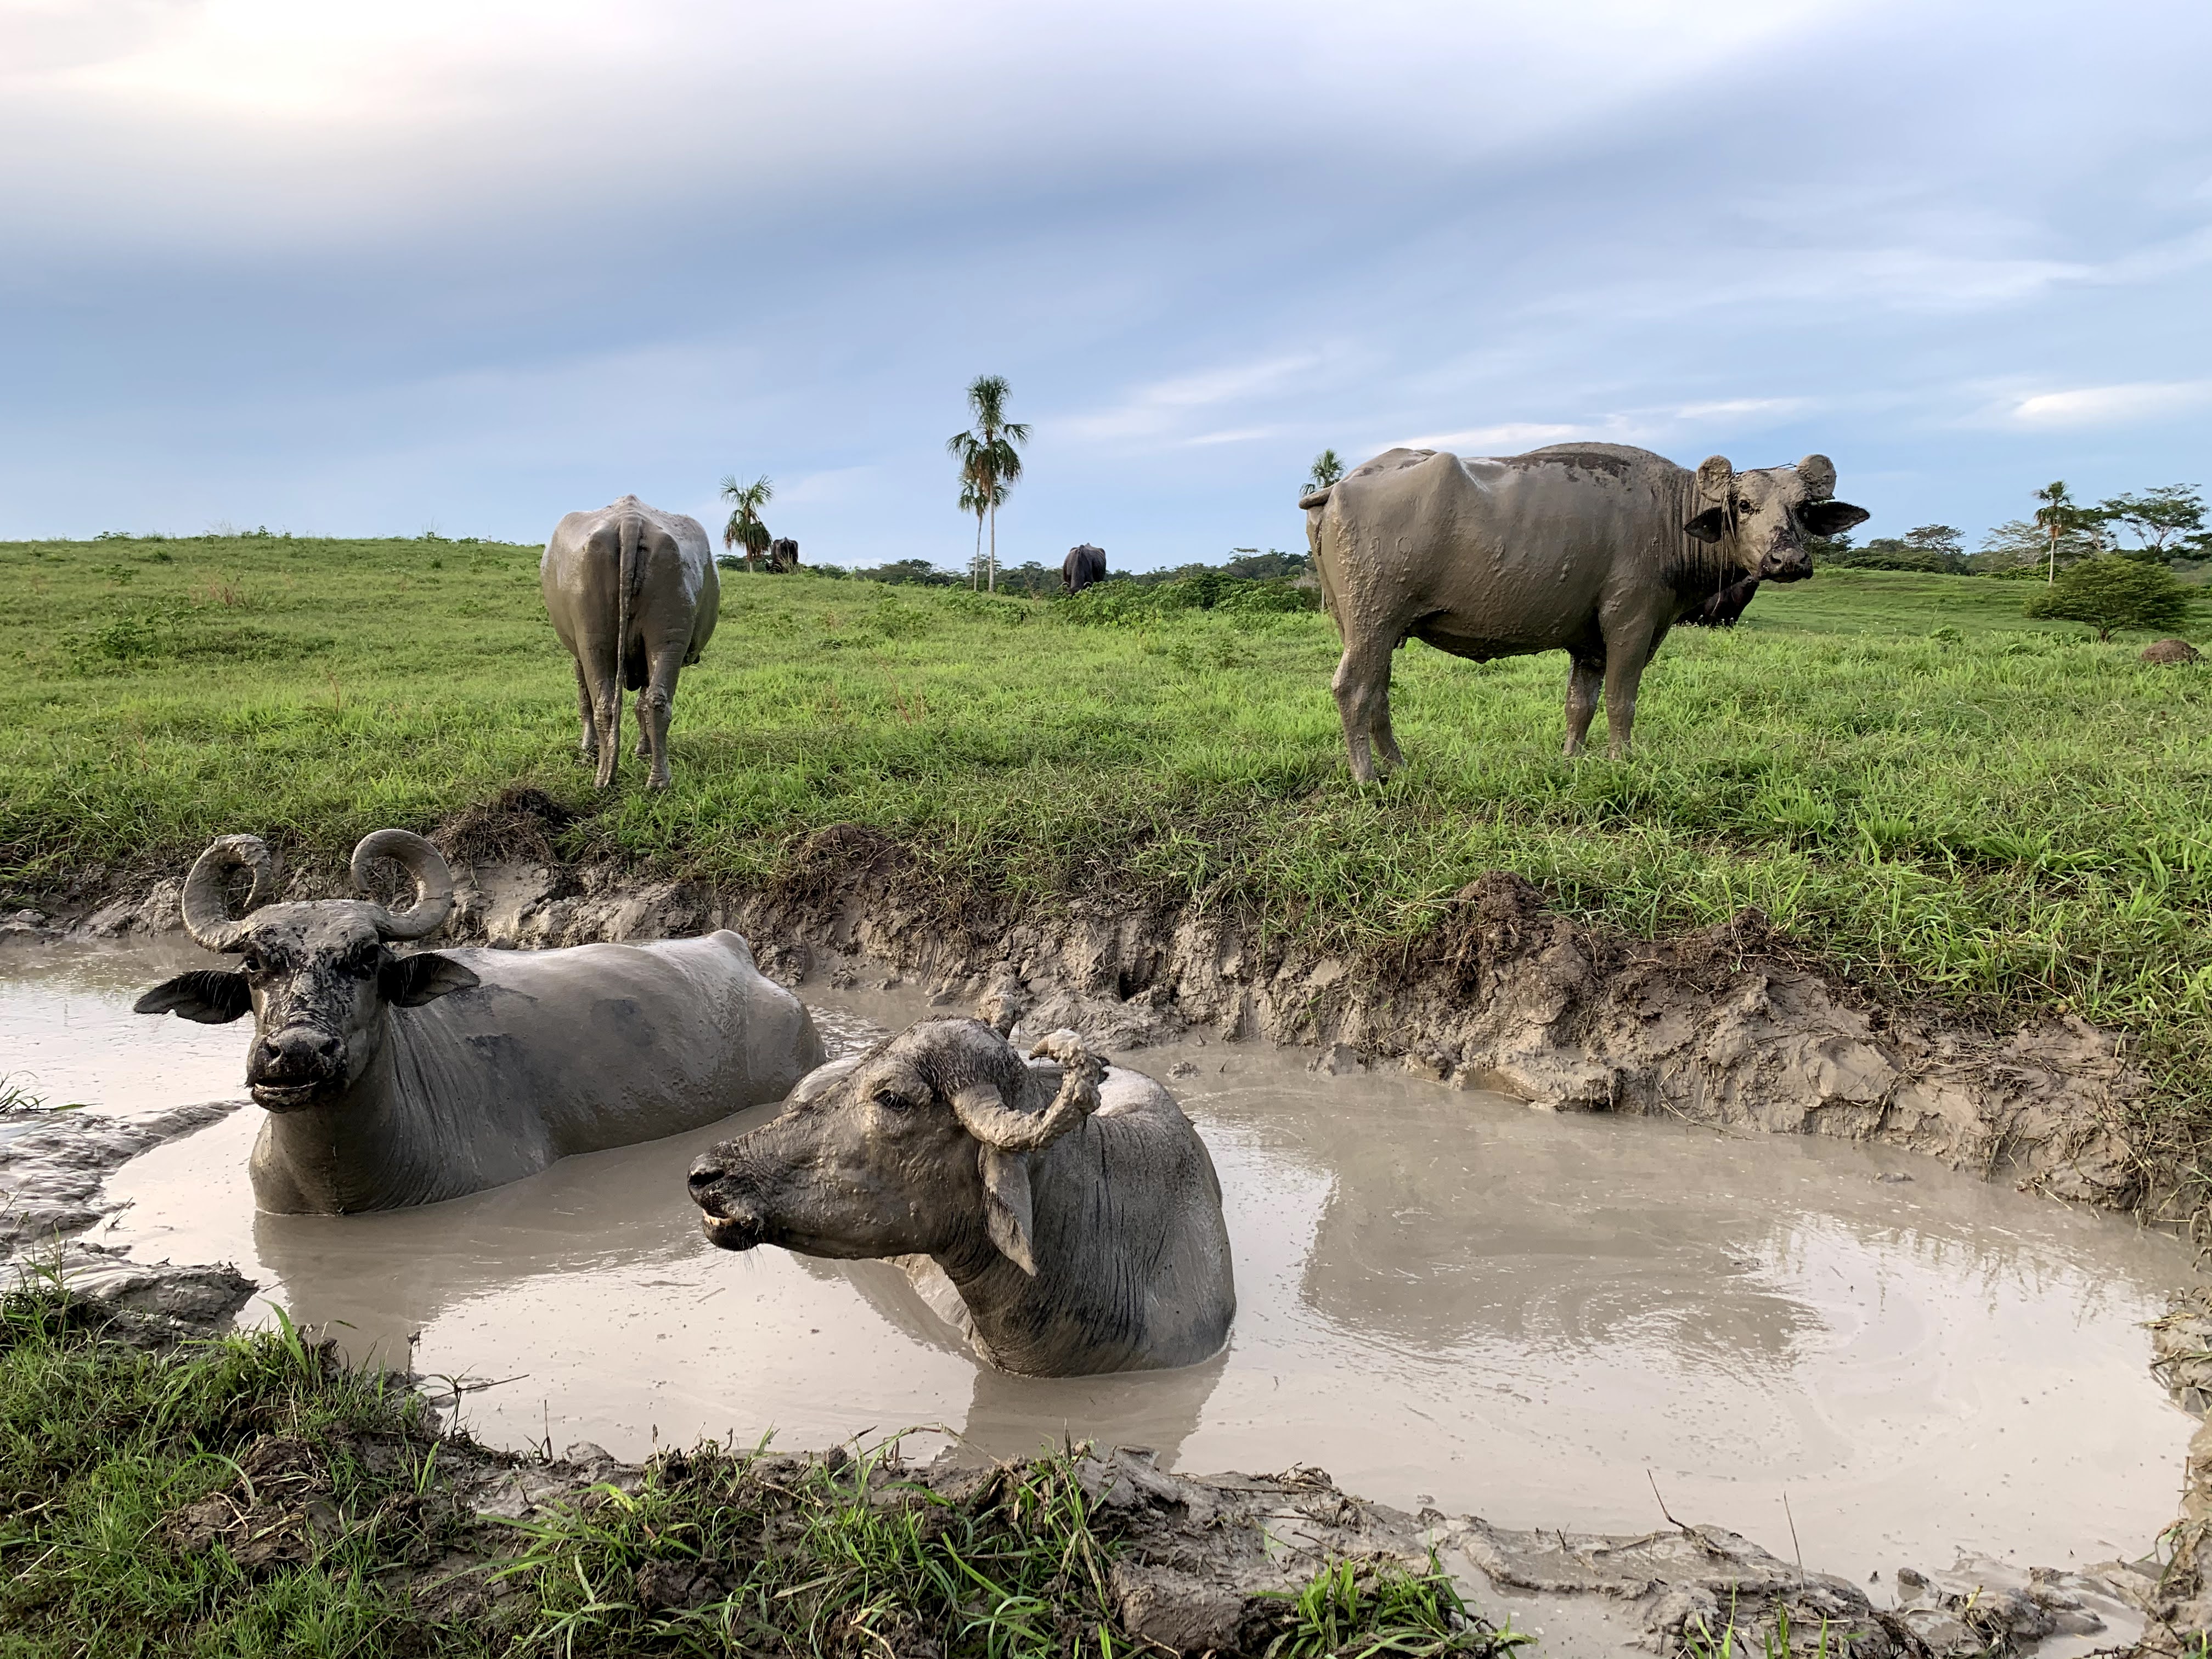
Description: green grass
1,536,2208,1186
1257,1556,1529,1657
0,1272,466,1656
3,1278,1524,1657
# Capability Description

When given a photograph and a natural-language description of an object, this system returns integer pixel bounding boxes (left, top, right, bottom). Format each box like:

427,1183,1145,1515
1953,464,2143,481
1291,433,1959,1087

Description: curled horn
179,834,276,952
349,830,454,941
951,1031,1104,1151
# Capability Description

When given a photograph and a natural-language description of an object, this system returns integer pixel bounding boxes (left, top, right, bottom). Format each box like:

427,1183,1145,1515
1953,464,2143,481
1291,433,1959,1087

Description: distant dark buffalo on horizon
1063,544,1107,594
765,537,800,573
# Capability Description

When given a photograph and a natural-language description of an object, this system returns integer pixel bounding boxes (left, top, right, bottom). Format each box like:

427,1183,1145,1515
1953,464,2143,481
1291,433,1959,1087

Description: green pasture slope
1,534,2207,1159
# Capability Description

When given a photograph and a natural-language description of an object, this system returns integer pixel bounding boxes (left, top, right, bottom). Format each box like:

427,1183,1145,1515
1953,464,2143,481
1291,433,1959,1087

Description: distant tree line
1809,483,2207,578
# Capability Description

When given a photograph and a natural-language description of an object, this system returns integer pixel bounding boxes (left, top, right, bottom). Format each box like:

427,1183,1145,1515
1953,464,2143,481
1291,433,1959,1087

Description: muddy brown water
2,938,2199,1590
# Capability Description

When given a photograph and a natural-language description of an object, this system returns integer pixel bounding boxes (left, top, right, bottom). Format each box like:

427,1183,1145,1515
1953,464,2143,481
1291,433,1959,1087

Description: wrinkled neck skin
1662,468,1756,606
927,1118,1152,1376
250,1006,551,1214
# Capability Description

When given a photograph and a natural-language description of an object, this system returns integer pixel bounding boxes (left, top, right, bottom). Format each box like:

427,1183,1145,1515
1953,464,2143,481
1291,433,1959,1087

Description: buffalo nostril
687,1164,723,1192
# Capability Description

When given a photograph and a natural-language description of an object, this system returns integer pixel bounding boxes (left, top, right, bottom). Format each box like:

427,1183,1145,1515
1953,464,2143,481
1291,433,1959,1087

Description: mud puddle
5,941,2199,1592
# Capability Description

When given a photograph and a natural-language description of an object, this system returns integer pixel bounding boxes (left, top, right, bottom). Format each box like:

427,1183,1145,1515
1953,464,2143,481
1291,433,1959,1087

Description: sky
3,0,2209,569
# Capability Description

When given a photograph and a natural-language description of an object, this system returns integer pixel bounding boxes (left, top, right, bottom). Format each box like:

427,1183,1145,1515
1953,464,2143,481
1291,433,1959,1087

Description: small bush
2024,555,2195,640
1060,572,1315,626
66,605,329,668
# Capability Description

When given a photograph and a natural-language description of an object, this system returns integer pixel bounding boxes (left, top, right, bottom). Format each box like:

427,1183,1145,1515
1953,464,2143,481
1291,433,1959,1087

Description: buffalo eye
241,947,266,975
872,1086,915,1113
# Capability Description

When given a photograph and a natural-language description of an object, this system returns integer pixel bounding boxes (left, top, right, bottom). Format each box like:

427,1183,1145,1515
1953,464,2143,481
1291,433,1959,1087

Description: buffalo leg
1562,656,1602,757
639,647,686,789
1331,639,1396,783
1600,628,1654,758
1371,689,1405,770
572,658,599,761
577,640,623,788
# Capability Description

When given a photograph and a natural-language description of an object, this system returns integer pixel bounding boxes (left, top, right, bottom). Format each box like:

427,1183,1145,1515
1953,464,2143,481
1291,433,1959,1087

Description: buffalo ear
379,951,481,1008
133,970,252,1024
1684,506,1731,544
978,1146,1037,1276
1801,500,1870,537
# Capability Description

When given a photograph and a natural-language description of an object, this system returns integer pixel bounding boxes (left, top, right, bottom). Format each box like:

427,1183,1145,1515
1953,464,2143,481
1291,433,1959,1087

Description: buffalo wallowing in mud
687,1020,1235,1376
133,829,822,1213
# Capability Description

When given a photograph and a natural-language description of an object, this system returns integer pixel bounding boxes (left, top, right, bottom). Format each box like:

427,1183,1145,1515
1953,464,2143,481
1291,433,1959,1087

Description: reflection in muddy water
0,939,245,1115
15,945,2200,1581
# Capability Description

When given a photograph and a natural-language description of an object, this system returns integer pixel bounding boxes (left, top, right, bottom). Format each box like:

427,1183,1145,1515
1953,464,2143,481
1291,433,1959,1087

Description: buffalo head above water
686,1020,1104,1277
134,830,479,1111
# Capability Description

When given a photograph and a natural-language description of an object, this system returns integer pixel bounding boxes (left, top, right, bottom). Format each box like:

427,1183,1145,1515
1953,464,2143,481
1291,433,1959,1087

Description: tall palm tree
2033,480,2072,585
1308,449,1344,493
720,475,773,567
946,376,1029,592
956,471,998,589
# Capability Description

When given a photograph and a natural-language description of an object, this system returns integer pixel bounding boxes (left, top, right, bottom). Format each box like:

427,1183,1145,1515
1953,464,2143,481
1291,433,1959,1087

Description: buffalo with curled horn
687,1020,1235,1375
135,828,823,1214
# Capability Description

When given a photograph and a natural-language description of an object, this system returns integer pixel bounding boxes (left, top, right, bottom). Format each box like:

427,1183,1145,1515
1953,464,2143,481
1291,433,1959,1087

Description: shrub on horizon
2023,555,2194,641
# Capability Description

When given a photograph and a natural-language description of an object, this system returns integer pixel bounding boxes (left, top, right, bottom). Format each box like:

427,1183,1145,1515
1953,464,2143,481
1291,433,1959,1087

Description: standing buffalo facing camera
1301,444,1869,777
133,830,822,1214
687,1022,1234,1376
542,495,720,790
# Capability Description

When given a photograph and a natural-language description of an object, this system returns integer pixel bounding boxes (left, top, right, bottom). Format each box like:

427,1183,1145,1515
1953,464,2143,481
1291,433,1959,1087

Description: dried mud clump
2141,637,2201,665
432,785,577,868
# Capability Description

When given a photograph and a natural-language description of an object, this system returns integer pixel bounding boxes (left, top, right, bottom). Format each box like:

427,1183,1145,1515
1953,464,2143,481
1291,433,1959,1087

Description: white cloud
1391,421,1599,454
2008,381,2212,427
775,466,878,506
1060,356,1319,444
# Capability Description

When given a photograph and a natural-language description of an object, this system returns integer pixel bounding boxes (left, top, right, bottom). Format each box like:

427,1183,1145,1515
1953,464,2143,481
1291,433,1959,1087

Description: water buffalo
1683,575,1763,628
1300,444,1868,777
133,831,823,1214
1063,543,1107,595
686,1022,1234,1376
765,537,800,573
542,495,720,789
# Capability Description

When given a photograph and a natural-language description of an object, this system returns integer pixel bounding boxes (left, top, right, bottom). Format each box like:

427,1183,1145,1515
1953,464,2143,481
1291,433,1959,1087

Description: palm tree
1308,449,1344,494
2033,480,2072,585
720,475,773,567
946,376,1029,592
956,471,998,589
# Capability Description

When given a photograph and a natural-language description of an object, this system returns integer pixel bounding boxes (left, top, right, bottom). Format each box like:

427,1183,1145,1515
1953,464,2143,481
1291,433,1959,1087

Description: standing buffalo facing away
1301,444,1868,777
1682,575,1763,628
133,831,823,1214
542,495,719,789
764,537,800,574
1063,543,1107,595
687,1022,1234,1376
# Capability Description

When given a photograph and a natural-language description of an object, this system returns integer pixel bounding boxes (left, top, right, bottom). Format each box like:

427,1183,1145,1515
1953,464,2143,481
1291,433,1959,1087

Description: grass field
1,533,2207,1117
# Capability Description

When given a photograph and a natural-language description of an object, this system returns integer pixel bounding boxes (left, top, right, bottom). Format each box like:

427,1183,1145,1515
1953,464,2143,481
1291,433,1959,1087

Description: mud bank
25,816,2146,1221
